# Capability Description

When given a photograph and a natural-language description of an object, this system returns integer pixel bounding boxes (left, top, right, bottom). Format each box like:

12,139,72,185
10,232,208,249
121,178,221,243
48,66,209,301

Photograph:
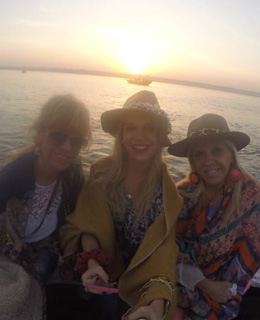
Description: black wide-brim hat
168,113,250,157
101,90,172,147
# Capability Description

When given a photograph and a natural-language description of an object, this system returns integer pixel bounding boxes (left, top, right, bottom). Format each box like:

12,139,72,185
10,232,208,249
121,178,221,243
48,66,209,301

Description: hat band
125,102,172,134
189,128,228,138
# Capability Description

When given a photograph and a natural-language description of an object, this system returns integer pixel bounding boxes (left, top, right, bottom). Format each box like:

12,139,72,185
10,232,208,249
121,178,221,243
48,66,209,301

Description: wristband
74,249,109,274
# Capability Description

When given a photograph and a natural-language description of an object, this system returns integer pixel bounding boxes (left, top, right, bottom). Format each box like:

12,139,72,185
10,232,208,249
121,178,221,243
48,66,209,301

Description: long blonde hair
92,121,164,219
181,139,253,225
8,94,91,162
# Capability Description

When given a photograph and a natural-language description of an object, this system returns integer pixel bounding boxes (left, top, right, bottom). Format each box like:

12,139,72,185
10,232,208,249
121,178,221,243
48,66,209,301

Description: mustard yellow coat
60,158,183,319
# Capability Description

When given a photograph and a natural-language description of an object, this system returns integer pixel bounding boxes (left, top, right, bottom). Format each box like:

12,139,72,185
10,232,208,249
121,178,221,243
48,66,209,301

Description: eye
212,146,224,156
124,124,135,132
71,137,87,148
146,125,156,132
48,131,67,145
192,150,204,161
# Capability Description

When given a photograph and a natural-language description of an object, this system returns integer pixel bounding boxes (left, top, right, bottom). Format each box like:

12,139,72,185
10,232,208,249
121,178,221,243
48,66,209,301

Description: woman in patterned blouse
0,94,91,285
168,113,260,320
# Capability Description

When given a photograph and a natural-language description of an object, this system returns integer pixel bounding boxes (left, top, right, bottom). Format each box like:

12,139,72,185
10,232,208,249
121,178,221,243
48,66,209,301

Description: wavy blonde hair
179,139,253,226
92,120,165,219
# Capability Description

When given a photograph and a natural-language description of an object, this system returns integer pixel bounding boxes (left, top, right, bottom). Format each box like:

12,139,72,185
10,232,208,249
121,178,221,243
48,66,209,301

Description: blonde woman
61,90,182,320
168,114,260,320
0,94,91,285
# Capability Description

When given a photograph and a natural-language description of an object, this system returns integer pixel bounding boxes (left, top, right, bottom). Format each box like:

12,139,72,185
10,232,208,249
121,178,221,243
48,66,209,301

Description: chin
134,156,154,163
53,161,71,172
205,178,225,188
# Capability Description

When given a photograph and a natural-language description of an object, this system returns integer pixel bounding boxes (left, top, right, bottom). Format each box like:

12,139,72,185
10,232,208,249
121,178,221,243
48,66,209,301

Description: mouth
55,153,71,164
132,144,149,150
204,168,220,177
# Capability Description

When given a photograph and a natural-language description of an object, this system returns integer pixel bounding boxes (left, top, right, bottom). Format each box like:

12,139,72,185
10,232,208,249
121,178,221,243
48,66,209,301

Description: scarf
176,177,260,320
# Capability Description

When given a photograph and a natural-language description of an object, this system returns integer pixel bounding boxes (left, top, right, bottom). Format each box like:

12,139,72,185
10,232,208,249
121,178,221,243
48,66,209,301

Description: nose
59,137,74,151
135,127,146,139
204,152,214,165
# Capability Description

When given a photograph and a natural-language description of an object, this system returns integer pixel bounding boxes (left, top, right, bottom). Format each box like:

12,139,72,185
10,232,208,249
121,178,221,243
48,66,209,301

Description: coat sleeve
138,232,179,313
59,180,100,258
0,153,35,214
0,161,19,214
119,224,179,320
59,177,125,278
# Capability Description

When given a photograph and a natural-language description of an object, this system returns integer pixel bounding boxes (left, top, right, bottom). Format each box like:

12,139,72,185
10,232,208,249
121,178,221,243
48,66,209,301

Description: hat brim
101,108,171,147
168,131,250,157
0,256,44,320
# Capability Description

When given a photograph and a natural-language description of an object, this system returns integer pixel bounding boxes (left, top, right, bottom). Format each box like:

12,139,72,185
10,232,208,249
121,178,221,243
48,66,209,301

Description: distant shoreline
1,66,260,99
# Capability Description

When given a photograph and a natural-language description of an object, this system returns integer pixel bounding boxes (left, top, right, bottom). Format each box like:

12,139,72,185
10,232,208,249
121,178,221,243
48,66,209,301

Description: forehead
191,137,228,152
47,123,82,136
123,110,159,125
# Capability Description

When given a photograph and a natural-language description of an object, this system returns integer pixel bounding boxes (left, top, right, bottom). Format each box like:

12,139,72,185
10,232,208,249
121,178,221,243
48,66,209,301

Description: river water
0,70,259,180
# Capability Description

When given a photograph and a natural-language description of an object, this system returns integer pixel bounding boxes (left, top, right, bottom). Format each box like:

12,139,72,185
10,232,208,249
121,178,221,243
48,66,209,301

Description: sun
127,57,146,75
123,47,149,74
98,28,160,75
121,35,150,74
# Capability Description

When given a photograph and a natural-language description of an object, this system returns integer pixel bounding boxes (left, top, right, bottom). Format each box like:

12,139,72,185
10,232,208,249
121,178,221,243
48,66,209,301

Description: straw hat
101,90,172,146
168,113,250,157
0,256,44,320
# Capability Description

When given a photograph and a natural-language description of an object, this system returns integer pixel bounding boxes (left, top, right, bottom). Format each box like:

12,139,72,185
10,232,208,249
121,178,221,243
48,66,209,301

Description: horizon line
1,65,260,99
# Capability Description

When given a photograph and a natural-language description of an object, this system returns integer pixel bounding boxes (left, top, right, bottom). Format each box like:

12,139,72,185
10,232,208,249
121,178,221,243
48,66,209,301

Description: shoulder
89,156,112,176
161,162,175,184
176,178,195,193
0,152,35,211
242,178,260,204
0,152,35,181
92,156,112,169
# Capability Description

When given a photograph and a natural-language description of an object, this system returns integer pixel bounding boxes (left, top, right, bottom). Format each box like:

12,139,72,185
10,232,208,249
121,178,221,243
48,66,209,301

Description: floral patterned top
176,177,260,320
111,185,163,267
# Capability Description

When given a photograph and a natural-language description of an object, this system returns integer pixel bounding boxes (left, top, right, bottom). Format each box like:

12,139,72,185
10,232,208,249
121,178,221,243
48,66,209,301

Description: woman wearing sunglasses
0,94,91,285
60,91,182,320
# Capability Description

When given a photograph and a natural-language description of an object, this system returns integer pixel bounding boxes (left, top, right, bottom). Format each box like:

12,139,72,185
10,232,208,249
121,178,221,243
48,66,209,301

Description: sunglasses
48,131,87,149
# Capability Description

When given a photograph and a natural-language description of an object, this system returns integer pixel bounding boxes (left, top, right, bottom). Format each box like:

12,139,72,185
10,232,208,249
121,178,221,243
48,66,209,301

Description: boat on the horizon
127,76,152,86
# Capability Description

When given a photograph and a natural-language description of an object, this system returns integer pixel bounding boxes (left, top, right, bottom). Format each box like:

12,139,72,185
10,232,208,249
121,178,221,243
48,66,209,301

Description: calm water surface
0,70,259,180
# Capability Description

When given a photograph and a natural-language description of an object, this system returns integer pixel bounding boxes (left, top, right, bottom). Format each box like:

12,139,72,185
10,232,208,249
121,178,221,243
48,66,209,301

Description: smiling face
190,137,233,190
122,110,162,166
37,126,85,174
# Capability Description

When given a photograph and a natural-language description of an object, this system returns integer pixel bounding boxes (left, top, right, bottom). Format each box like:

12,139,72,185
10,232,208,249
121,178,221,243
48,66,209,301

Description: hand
81,260,109,294
126,299,165,320
196,279,232,303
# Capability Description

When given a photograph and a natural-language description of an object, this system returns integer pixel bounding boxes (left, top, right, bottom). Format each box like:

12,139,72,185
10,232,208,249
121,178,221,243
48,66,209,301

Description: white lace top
24,180,62,243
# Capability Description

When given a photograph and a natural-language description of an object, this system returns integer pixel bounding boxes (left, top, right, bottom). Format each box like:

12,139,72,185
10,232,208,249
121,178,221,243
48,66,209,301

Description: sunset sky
0,0,259,92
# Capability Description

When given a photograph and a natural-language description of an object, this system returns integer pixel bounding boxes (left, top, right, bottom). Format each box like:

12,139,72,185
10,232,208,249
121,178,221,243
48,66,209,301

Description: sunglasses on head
48,131,87,149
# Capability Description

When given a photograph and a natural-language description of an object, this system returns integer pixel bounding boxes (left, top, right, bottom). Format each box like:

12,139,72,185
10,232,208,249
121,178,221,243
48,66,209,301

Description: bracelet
74,249,109,274
139,277,175,299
